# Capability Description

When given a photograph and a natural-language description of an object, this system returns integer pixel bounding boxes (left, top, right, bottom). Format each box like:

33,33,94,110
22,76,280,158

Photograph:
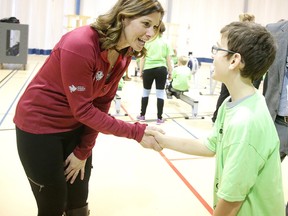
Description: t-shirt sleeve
205,129,217,153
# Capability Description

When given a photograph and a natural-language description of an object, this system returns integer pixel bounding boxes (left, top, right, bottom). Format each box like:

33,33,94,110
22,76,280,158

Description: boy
147,22,285,216
166,55,191,98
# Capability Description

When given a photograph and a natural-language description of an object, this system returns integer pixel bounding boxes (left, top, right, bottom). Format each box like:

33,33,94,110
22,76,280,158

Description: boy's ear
228,53,244,70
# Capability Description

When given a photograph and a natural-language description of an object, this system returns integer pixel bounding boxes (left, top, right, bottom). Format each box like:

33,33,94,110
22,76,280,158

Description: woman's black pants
16,126,92,216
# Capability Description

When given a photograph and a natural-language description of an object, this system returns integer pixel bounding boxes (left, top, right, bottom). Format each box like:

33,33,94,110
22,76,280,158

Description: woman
13,0,164,215
137,22,173,124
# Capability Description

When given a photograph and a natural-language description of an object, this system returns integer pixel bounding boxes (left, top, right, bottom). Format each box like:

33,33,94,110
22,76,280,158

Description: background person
123,69,132,81
187,51,200,88
263,19,288,215
166,55,191,98
171,48,178,67
137,22,173,124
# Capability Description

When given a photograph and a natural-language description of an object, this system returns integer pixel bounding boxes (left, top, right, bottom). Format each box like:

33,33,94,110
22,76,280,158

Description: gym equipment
166,87,204,120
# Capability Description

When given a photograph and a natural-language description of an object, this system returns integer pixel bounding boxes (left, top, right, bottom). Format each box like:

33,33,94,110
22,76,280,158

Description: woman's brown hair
91,0,164,58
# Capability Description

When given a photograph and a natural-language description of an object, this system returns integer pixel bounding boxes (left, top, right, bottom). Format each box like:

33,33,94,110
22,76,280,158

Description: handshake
139,125,166,151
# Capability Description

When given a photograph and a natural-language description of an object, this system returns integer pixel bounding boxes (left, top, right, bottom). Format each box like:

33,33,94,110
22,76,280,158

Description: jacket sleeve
59,46,145,160
73,96,147,160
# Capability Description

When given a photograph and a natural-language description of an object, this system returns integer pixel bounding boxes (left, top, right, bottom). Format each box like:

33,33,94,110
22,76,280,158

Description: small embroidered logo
69,85,86,93
77,86,86,91
69,85,77,93
95,71,104,81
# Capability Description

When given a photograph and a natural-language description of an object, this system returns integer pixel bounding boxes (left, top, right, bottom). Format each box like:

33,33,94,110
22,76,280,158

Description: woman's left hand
64,152,86,184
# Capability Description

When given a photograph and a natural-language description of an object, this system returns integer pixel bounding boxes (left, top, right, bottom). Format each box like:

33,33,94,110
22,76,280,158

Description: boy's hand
144,129,165,148
139,126,165,151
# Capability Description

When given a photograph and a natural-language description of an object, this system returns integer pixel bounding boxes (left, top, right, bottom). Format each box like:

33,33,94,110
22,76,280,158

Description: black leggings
16,126,92,216
142,66,167,90
141,66,167,119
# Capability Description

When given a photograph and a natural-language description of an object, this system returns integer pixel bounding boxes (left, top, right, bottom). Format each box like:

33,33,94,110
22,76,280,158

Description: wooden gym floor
0,55,287,216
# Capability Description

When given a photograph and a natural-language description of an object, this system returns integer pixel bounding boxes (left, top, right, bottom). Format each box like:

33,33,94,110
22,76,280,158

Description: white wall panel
0,0,287,56
247,0,288,25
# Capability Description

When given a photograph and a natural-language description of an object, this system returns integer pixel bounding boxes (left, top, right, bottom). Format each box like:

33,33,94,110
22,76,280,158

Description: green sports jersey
143,35,173,70
205,91,285,216
171,66,191,91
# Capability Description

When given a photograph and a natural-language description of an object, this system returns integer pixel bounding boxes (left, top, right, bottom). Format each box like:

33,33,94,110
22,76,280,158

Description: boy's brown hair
221,21,276,82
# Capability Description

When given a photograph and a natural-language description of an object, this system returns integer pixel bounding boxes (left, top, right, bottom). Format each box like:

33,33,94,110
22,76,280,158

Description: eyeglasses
211,45,236,55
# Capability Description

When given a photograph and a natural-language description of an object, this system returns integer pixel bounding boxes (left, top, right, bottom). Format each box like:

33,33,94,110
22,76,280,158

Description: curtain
166,0,288,58
0,0,287,57
247,0,288,25
0,0,67,54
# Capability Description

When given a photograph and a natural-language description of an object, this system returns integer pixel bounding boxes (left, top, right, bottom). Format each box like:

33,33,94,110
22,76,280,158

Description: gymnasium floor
0,55,287,216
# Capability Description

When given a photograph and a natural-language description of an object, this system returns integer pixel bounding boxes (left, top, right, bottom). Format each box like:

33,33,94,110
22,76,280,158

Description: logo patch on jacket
95,71,104,81
69,85,86,93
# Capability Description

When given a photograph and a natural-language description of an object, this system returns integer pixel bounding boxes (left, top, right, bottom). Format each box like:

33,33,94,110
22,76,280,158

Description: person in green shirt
166,55,191,98
171,49,179,67
137,22,173,124
146,21,285,216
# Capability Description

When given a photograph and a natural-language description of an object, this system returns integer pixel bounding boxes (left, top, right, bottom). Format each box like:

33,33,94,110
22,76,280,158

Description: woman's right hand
64,152,87,184
139,126,165,151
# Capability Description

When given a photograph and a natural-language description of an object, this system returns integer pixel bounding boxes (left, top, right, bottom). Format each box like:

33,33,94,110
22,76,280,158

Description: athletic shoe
137,115,145,121
156,118,165,124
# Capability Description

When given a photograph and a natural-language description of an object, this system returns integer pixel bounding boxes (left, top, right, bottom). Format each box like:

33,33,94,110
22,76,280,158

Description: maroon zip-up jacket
14,26,146,160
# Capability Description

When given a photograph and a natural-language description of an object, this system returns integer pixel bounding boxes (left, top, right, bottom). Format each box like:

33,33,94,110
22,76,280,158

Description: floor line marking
0,69,16,87
120,105,213,215
169,157,208,161
0,63,39,126
160,151,213,215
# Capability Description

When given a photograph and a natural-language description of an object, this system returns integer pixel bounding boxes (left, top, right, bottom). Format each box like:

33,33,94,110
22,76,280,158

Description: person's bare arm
213,198,242,216
139,125,165,152
166,55,173,80
145,130,215,157
139,57,145,77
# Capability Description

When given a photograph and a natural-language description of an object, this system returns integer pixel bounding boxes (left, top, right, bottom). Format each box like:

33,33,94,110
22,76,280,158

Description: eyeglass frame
211,45,236,55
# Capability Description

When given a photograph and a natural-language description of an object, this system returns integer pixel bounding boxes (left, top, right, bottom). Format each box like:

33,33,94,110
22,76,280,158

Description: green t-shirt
143,35,173,70
205,92,285,216
171,65,191,91
118,77,124,90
